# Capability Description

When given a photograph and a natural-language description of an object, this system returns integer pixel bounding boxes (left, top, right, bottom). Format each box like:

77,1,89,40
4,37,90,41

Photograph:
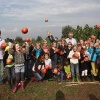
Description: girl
5,48,15,89
13,43,25,93
34,43,44,61
64,60,71,81
68,46,80,82
42,40,50,53
50,42,59,73
65,42,73,61
88,43,100,81
32,54,45,82
80,48,90,81
44,53,52,80
58,38,67,65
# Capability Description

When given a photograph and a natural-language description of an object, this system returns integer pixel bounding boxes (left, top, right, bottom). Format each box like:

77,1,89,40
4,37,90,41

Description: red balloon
73,53,79,59
48,66,52,69
45,66,49,70
6,58,12,65
95,25,100,29
90,35,96,39
84,56,89,61
45,19,48,22
25,38,30,42
1,43,6,49
53,68,58,74
21,27,28,34
41,68,47,74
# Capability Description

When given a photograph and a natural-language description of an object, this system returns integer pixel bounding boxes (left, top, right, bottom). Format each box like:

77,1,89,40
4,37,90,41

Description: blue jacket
88,47,100,62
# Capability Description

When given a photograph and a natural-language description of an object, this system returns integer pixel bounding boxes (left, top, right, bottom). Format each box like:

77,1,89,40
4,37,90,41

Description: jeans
33,72,45,81
15,65,25,82
58,71,64,81
52,59,57,73
6,66,15,80
0,60,4,83
15,65,25,73
70,63,79,78
25,60,31,78
91,62,98,76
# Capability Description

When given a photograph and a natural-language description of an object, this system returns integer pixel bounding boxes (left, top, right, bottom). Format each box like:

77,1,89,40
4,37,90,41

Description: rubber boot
8,80,12,89
76,75,80,82
21,81,25,91
13,83,18,93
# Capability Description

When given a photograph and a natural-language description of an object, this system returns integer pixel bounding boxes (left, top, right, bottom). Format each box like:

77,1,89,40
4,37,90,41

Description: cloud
0,0,100,39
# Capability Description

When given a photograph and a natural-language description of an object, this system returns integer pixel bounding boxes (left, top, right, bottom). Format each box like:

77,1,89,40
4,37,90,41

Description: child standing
68,46,80,82
80,48,90,81
5,48,15,89
13,43,25,93
50,42,59,73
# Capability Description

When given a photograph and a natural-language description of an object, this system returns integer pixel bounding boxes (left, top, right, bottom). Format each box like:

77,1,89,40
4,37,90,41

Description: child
5,48,15,89
50,42,59,73
42,40,50,53
64,60,71,81
80,48,90,81
57,62,64,83
32,54,45,82
34,43,44,61
13,43,25,93
58,38,67,65
44,53,52,80
68,46,80,82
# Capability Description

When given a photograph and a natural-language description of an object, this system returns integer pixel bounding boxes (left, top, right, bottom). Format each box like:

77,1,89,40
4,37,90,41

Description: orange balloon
73,53,79,59
84,56,89,61
90,35,96,39
53,68,58,74
45,66,49,70
21,27,28,34
41,68,47,74
48,66,52,69
6,58,12,65
95,25,100,29
45,19,48,22
1,43,6,49
25,38,30,42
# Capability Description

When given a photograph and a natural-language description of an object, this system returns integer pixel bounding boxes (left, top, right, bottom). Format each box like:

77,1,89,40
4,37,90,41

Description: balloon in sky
21,27,28,34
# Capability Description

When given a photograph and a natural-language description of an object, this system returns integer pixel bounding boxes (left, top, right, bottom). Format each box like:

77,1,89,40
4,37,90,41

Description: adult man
66,32,77,45
0,31,5,84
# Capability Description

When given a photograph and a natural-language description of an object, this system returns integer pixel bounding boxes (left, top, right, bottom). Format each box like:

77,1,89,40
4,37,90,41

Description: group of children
2,33,100,93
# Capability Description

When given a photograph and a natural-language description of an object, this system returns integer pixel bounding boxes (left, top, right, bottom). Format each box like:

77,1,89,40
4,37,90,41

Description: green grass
0,80,100,100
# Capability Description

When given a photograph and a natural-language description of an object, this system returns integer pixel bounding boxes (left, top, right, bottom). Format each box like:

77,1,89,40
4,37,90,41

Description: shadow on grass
89,94,99,100
56,90,65,100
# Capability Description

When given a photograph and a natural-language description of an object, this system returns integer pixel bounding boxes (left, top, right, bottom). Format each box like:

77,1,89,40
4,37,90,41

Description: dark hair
38,54,44,61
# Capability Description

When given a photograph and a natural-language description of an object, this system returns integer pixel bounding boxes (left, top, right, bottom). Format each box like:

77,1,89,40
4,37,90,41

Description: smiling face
15,43,20,51
73,46,77,52
44,53,49,60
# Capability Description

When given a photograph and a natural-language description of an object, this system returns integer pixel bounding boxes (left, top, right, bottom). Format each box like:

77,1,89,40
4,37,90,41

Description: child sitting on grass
64,60,71,81
56,62,64,84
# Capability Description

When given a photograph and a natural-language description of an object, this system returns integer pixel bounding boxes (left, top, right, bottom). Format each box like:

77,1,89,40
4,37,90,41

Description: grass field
0,79,100,100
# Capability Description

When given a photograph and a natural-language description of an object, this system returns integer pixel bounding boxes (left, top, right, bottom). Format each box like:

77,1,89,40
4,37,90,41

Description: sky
0,0,100,40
